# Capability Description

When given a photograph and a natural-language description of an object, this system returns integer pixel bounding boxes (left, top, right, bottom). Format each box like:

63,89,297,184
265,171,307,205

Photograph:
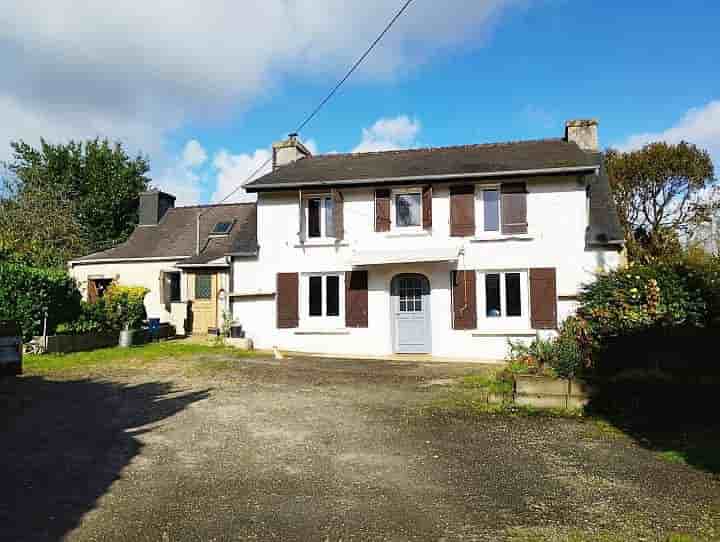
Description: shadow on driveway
0,375,209,541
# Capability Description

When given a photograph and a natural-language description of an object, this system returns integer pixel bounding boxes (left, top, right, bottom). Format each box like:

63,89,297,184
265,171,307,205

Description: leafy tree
605,141,717,260
3,138,151,263
0,168,85,268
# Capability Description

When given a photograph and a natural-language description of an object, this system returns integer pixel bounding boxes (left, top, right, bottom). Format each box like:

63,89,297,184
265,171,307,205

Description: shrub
56,298,117,335
506,337,556,376
104,284,149,330
0,261,81,340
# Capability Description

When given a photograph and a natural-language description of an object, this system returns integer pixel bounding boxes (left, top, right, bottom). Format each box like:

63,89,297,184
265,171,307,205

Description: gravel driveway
1,354,718,541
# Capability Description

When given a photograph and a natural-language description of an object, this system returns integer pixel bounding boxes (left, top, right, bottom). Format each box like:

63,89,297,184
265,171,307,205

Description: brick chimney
139,190,175,226
272,133,312,169
565,119,599,152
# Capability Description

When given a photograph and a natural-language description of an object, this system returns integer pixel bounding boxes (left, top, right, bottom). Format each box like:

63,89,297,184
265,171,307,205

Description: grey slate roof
74,203,257,263
586,160,625,247
245,138,599,191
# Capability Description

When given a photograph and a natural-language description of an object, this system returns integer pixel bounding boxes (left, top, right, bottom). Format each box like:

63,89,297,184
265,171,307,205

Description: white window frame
304,194,335,240
475,184,502,236
300,272,344,328
390,187,423,231
477,270,530,330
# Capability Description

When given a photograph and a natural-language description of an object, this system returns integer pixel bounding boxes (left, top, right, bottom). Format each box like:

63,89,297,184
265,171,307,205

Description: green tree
3,138,151,262
0,170,85,268
605,141,717,261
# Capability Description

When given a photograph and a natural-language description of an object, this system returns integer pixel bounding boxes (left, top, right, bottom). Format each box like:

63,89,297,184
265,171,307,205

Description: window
481,271,525,319
398,276,423,312
195,275,212,299
169,272,181,302
485,274,501,317
483,189,500,232
394,192,421,227
505,272,521,316
211,221,233,235
306,274,342,319
306,196,335,239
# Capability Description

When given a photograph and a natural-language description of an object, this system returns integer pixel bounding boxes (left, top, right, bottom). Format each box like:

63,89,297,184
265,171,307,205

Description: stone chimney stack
139,190,176,226
272,133,312,169
565,119,599,152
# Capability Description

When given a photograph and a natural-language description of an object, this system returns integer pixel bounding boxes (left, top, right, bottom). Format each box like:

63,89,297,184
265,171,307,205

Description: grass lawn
23,340,265,376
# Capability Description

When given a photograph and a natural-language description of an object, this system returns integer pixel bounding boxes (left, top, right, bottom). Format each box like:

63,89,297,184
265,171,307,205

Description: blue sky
1,1,719,204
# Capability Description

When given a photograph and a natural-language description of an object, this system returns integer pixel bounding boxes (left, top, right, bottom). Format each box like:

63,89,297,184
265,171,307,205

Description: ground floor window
480,270,527,320
305,273,342,322
88,278,113,303
195,274,212,299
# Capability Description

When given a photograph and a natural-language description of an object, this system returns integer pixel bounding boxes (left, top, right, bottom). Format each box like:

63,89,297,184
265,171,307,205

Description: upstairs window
393,190,422,228
482,189,500,232
306,196,335,239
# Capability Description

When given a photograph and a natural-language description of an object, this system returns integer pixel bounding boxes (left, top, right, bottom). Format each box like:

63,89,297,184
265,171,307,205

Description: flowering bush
578,261,710,338
104,284,149,330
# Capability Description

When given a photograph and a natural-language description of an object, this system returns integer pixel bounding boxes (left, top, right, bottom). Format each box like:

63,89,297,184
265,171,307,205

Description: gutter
245,165,599,192
68,256,189,266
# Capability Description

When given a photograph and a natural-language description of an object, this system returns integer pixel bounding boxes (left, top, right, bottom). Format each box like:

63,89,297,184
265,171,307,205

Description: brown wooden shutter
298,190,306,243
375,189,391,232
333,189,344,240
501,183,528,234
530,268,557,329
450,185,475,237
87,280,98,303
422,185,432,230
276,273,299,328
345,271,368,328
452,270,477,330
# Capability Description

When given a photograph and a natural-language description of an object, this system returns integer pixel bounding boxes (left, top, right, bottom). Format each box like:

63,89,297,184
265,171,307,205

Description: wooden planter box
514,374,593,409
38,332,120,354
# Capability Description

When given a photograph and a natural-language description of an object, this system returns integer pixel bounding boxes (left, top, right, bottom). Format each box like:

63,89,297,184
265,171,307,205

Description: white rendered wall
233,175,622,360
69,260,185,322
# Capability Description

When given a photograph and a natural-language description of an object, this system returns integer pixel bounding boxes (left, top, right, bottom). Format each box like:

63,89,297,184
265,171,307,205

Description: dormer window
211,221,234,236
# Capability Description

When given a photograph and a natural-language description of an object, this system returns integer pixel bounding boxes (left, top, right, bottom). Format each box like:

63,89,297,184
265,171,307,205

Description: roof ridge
299,137,568,161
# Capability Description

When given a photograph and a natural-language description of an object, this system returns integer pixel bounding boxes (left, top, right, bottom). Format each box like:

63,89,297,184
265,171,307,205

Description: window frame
390,187,423,231
300,272,345,327
304,194,335,240
475,184,502,235
477,270,530,329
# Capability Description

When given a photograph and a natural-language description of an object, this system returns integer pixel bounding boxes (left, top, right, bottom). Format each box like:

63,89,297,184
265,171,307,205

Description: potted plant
105,284,149,347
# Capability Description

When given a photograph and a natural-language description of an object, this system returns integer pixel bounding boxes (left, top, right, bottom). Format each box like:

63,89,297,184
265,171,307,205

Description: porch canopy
350,246,460,266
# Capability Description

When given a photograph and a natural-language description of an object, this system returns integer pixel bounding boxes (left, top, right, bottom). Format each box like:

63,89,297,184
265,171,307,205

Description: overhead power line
210,0,415,208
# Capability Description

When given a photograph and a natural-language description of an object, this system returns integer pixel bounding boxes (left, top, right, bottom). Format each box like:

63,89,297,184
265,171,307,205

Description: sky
1,1,719,205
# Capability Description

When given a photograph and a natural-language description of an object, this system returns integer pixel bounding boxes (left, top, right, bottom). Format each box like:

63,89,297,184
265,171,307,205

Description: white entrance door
392,274,431,354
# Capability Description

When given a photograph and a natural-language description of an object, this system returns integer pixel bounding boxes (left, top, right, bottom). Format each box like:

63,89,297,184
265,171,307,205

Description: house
68,193,257,336
232,119,624,360
68,119,624,361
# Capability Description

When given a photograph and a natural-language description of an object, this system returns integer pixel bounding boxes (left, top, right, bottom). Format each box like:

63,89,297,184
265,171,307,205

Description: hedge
0,261,81,340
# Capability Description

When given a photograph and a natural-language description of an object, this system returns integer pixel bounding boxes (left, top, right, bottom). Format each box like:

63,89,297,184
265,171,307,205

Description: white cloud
615,100,720,165
154,140,209,206
0,0,523,164
352,115,421,152
181,139,208,168
211,148,273,204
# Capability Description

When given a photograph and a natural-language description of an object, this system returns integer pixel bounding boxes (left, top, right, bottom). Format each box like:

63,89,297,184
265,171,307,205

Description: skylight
211,221,233,235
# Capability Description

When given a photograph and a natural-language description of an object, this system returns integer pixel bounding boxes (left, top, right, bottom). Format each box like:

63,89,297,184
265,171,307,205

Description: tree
605,141,717,260
4,138,151,260
0,169,85,268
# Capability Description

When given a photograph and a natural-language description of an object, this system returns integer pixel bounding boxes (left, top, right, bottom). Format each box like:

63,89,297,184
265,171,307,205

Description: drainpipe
196,212,201,255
